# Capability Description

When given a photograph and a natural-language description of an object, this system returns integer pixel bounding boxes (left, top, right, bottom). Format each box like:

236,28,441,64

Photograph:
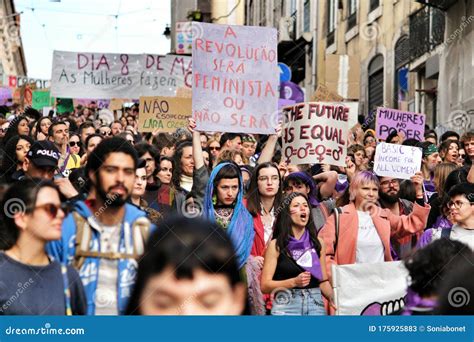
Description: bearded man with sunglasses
418,183,474,251
47,137,153,315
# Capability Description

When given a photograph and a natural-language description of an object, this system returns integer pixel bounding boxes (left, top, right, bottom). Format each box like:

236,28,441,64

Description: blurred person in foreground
126,217,246,315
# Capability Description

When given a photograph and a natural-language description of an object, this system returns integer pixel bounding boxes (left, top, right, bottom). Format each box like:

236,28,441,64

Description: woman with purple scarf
260,192,335,315
283,172,336,232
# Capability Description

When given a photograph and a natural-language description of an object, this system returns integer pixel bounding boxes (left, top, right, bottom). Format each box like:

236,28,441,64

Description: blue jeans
271,288,326,316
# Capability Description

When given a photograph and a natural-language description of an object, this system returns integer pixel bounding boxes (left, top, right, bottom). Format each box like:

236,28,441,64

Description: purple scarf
287,229,322,280
401,288,437,315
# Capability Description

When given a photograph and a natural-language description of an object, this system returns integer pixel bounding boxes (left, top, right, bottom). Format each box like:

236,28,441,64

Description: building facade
0,0,27,82
244,0,473,133
170,0,245,55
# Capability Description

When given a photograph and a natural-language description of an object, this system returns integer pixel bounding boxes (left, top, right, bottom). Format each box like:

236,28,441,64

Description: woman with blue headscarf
203,162,255,269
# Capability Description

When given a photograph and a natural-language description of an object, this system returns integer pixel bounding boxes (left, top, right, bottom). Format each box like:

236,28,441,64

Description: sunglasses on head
69,141,82,147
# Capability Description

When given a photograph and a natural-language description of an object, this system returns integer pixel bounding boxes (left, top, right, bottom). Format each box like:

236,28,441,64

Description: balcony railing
415,0,458,11
409,6,445,61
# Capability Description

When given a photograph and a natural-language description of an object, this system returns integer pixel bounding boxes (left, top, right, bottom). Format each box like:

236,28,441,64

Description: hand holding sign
410,171,424,198
373,142,422,180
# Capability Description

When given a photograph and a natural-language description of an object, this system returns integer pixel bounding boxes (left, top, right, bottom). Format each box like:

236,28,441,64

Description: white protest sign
333,261,408,316
373,142,422,180
51,51,192,99
282,102,349,167
192,23,279,134
324,101,358,129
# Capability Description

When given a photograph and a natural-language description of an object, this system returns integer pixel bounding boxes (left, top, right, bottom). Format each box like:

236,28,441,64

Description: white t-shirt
432,225,474,251
261,206,275,245
94,222,120,315
355,211,385,264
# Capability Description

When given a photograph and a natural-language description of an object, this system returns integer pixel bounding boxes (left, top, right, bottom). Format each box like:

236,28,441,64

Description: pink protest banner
282,102,349,167
51,51,192,99
376,107,425,140
192,23,279,134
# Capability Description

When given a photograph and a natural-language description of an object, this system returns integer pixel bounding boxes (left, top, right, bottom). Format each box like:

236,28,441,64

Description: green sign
56,98,74,114
32,90,54,110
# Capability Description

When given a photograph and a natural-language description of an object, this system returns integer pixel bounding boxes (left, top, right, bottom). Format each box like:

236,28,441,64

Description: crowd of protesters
0,103,472,316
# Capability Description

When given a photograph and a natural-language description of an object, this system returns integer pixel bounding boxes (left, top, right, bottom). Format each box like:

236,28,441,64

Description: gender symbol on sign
284,142,343,162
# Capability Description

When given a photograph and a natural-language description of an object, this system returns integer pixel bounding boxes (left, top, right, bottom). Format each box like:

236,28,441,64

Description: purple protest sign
376,107,425,141
278,98,295,109
280,81,304,103
0,87,12,106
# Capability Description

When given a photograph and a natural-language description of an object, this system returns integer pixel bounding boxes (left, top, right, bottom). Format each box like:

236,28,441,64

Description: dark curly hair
86,137,138,177
404,238,471,298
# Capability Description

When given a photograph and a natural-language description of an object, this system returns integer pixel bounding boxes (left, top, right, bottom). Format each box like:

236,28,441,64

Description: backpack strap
72,213,151,269
333,207,342,253
132,217,152,256
440,227,452,239
72,211,90,270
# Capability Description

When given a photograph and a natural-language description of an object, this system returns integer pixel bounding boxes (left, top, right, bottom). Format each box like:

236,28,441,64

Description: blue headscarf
203,162,254,269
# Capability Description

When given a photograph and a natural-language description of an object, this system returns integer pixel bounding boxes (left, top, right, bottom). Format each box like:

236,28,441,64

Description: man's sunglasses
69,141,82,147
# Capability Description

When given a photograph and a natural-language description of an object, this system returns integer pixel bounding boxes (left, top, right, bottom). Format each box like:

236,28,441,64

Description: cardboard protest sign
282,102,349,167
376,107,425,140
373,142,422,180
176,86,192,98
51,51,192,99
32,90,54,110
333,261,408,316
138,97,192,133
192,23,279,134
311,83,343,102
108,98,127,111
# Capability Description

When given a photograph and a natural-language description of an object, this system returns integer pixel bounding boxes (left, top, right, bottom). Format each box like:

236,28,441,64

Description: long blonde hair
433,162,457,197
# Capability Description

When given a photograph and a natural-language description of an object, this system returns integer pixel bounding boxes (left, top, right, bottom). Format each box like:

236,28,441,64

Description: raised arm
313,171,338,200
188,118,204,170
257,124,281,164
